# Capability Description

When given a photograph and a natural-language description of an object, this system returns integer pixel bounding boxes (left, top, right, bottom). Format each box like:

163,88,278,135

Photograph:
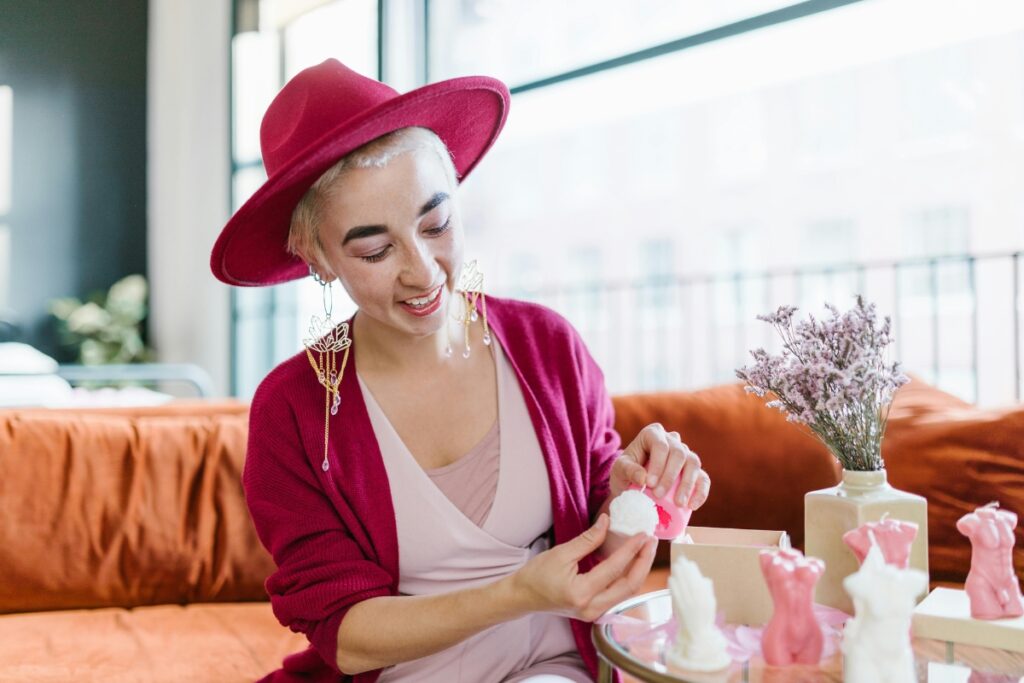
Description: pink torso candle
956,503,1024,620
759,548,825,666
843,515,918,569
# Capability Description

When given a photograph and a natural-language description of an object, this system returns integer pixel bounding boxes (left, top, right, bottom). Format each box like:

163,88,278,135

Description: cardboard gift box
670,526,790,626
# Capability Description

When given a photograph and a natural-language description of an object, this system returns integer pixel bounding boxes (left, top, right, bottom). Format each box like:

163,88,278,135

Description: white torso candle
842,543,928,683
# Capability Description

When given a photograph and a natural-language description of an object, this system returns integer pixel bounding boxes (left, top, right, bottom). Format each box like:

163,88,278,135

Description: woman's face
313,146,463,339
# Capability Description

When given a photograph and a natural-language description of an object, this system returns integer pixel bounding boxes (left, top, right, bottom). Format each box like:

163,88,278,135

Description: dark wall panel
0,0,148,358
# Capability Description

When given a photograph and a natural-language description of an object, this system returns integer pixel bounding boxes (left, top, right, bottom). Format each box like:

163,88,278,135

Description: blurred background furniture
0,375,1020,681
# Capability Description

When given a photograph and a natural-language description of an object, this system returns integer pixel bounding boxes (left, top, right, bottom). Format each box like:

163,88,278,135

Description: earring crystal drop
304,264,351,473
455,259,492,358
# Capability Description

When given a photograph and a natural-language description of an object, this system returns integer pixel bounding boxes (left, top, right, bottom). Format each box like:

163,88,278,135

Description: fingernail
654,487,665,498
647,475,657,487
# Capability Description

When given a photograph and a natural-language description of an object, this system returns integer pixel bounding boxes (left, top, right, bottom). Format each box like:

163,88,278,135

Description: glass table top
592,589,1024,683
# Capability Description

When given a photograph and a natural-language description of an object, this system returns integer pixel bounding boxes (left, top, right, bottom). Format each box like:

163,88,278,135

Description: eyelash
360,218,452,263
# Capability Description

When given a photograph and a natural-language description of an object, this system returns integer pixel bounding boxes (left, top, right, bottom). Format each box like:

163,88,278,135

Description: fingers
612,456,647,488
563,513,609,562
581,531,650,594
654,432,686,499
634,424,670,488
624,423,710,509
585,537,658,619
676,444,703,507
687,470,711,510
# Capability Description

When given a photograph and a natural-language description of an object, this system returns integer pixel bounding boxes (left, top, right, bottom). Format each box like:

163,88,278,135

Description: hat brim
211,75,510,287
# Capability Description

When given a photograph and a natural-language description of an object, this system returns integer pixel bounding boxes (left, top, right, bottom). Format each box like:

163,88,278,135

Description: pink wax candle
843,514,918,569
956,502,1024,620
759,547,825,666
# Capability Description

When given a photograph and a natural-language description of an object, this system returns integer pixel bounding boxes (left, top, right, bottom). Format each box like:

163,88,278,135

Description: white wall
147,0,232,397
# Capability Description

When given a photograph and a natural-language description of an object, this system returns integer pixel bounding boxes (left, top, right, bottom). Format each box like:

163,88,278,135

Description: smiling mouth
401,285,443,307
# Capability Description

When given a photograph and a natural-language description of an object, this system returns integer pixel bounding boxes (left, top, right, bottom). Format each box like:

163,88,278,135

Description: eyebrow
342,192,449,246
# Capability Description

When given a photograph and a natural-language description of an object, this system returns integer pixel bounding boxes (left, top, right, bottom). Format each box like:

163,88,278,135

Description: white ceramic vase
804,468,929,615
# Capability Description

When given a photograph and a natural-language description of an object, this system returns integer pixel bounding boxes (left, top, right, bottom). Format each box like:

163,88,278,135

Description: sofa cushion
0,402,276,613
0,601,306,682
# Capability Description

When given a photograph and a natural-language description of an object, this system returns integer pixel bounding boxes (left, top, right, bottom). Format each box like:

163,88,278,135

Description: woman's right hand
510,513,657,622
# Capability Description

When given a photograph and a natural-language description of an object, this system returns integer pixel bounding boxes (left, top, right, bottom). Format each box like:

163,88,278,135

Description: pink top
356,338,589,682
424,420,499,527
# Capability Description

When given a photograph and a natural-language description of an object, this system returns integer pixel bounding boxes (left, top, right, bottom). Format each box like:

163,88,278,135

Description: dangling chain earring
453,260,491,358
303,264,351,473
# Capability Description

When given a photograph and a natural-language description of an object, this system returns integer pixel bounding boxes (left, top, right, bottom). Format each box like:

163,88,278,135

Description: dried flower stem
736,295,909,471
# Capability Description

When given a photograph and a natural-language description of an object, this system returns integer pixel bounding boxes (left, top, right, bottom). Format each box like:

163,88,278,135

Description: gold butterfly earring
304,264,351,473
454,260,491,358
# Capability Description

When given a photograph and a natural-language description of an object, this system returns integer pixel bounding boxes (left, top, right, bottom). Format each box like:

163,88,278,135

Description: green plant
49,274,154,365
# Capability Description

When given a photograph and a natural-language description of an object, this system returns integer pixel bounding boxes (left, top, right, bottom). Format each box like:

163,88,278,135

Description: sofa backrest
2,376,1018,613
0,401,276,614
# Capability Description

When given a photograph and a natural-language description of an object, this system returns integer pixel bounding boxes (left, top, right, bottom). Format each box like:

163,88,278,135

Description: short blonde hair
287,126,459,273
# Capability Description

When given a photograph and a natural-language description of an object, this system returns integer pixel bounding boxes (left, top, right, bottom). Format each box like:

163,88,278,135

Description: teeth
404,287,440,307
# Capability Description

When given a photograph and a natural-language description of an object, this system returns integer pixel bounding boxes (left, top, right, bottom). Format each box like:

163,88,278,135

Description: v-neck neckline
356,337,511,536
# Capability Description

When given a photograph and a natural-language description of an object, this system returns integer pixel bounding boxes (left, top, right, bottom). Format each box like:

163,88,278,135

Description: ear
309,263,338,284
293,247,338,284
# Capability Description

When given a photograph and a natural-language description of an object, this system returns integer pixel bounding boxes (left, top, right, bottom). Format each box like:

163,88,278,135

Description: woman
211,59,710,683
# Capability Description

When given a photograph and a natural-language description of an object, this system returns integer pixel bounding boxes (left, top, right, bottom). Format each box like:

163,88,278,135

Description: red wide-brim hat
210,58,510,287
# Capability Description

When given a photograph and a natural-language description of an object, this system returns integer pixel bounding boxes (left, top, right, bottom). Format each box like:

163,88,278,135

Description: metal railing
509,251,1024,407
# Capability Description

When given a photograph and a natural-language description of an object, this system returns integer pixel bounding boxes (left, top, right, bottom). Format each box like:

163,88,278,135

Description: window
0,86,10,315
229,0,1024,402
230,0,379,398
900,206,970,299
428,0,799,88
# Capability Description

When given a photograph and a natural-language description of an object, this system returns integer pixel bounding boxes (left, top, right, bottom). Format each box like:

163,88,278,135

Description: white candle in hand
609,489,658,537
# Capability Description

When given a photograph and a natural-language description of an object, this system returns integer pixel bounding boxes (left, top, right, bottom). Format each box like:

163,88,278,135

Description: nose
400,237,440,290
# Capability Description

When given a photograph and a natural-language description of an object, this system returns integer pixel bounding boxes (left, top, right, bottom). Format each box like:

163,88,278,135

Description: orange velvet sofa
0,376,1020,681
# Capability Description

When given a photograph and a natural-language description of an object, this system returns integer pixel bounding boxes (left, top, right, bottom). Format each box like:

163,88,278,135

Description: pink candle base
759,548,826,666
957,504,1024,621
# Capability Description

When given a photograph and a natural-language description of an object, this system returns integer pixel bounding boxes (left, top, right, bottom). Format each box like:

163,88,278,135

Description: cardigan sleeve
569,324,622,521
243,385,393,677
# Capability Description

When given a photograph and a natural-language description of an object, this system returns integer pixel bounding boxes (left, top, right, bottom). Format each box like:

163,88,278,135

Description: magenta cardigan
244,296,621,682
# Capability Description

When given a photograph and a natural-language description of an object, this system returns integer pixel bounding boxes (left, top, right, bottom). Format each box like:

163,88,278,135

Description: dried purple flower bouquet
735,295,910,472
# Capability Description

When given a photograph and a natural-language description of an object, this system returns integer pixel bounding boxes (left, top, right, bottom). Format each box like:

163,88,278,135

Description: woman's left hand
608,423,710,510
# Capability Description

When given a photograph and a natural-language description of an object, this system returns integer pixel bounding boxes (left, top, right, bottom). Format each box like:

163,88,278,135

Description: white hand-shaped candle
842,543,928,683
667,556,731,672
